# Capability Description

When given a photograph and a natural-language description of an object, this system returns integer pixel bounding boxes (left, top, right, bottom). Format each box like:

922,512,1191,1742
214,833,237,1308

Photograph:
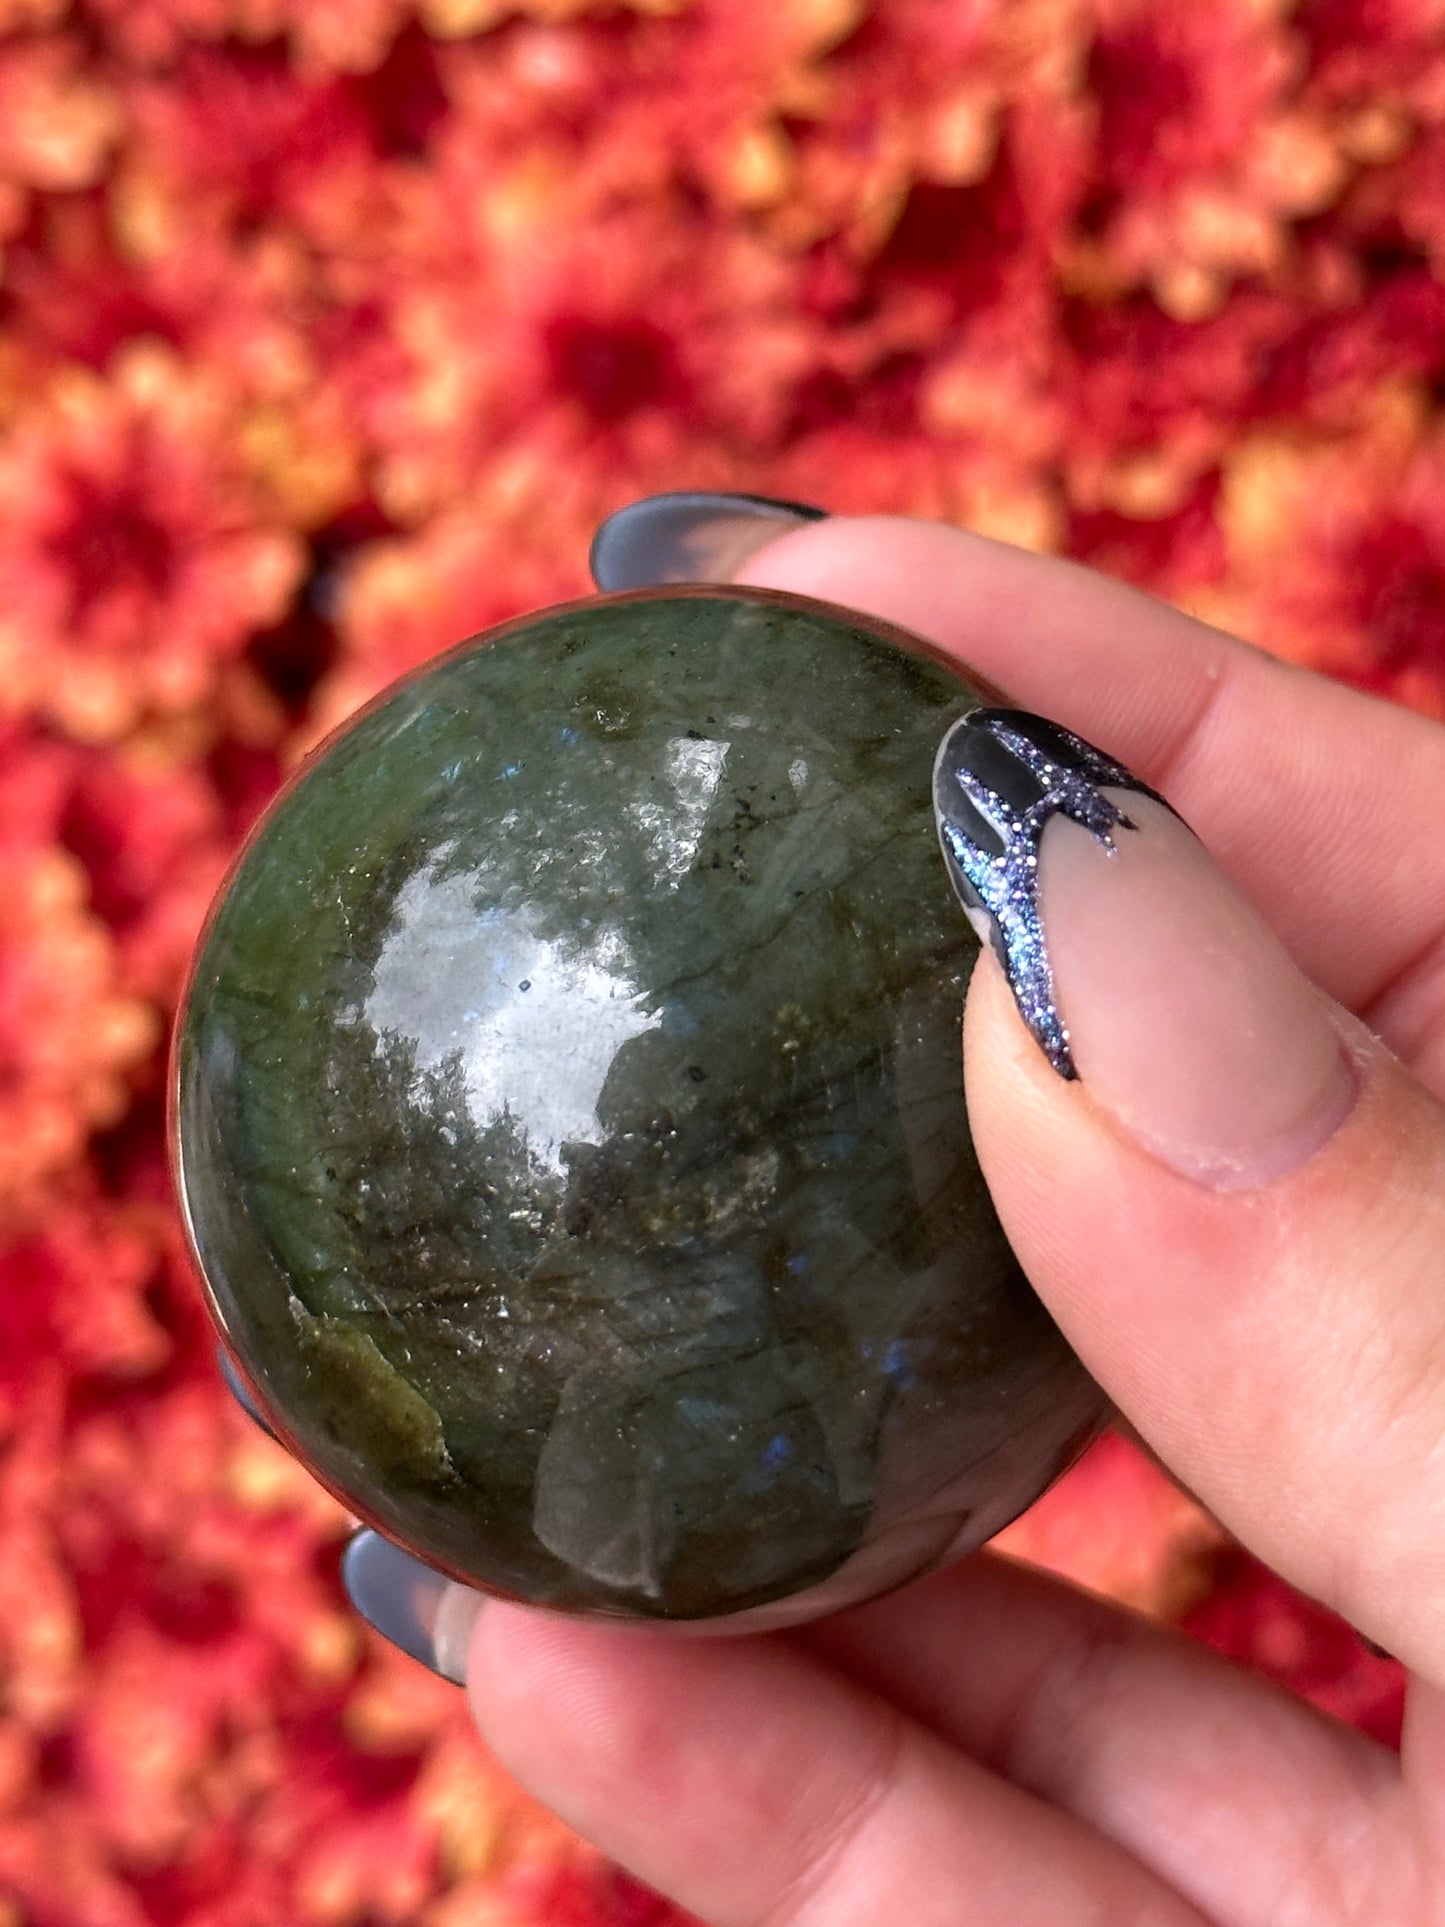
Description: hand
432,503,1445,1926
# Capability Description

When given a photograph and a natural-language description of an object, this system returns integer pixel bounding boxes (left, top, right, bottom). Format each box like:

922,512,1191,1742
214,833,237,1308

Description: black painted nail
589,490,826,591
932,707,1168,1080
216,1346,277,1439
341,1529,481,1685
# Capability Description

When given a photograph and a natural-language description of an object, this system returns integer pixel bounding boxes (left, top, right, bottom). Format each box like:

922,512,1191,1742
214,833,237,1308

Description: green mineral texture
175,586,1105,1622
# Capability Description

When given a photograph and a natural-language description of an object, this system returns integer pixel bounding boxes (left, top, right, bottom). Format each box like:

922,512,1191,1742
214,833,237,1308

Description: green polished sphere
175,586,1105,1626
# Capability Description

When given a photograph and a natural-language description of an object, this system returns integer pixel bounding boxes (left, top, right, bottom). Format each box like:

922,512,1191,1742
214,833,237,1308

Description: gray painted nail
590,490,826,591
342,1529,481,1684
216,1346,276,1439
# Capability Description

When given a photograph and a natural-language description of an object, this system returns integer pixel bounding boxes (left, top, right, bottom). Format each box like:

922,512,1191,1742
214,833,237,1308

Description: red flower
1186,1553,1404,1749
355,166,821,523
0,1189,170,1416
0,34,121,264
88,0,411,79
1345,121,1445,276
1213,400,1445,712
0,837,158,1221
112,43,395,260
1,3,1442,1916
1300,0,1445,129
59,747,237,1010
320,490,589,734
1072,0,1349,316
0,347,306,741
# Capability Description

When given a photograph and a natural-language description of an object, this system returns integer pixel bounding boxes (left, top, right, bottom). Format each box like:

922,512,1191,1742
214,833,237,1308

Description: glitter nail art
932,707,1171,1078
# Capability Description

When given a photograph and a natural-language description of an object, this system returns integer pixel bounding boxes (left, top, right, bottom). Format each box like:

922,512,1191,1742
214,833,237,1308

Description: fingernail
590,491,826,591
216,1346,276,1439
935,707,1356,1191
341,1529,482,1685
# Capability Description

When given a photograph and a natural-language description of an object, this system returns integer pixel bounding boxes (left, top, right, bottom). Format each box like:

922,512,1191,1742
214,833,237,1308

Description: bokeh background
0,0,1435,1919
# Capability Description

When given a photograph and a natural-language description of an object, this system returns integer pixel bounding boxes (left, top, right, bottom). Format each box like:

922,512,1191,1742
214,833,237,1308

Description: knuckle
751,1709,907,1927
990,1608,1143,1803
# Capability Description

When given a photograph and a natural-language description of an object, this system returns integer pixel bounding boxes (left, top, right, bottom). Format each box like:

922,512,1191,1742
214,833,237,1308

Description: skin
460,517,1445,1926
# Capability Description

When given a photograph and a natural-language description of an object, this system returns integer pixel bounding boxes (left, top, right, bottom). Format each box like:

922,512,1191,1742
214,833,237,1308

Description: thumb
945,708,1445,1679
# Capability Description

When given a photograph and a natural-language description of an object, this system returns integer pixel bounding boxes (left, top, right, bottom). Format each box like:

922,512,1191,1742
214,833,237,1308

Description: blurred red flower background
0,0,1432,1920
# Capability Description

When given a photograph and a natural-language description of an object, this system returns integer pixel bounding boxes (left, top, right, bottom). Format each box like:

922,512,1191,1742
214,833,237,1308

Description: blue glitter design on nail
933,708,1167,1080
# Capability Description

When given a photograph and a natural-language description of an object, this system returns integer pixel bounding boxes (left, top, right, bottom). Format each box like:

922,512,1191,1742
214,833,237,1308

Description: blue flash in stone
932,707,1169,1079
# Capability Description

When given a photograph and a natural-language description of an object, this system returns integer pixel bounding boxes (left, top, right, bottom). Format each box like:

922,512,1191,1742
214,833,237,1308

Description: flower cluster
0,0,1426,1919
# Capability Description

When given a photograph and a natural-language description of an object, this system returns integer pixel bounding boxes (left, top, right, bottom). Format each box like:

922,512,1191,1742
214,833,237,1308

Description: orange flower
0,346,306,741
0,1386,83,1753
1213,395,1445,710
111,41,397,263
1300,0,1445,133
358,171,818,522
59,748,236,1009
0,1189,169,1404
1347,122,1445,278
0,0,70,29
86,0,418,77
0,4,1440,1916
1056,292,1286,528
770,0,1073,258
1071,0,1350,317
0,837,158,1221
0,34,121,268
322,488,589,733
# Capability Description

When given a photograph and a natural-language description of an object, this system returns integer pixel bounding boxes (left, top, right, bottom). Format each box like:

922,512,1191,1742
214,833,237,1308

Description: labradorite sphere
175,585,1105,1626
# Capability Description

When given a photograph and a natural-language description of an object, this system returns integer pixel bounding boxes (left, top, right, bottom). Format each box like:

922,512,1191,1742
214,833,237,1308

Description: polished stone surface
176,586,1106,1624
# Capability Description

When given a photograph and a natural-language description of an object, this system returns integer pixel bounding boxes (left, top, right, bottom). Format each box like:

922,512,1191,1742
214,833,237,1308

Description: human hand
354,498,1443,1927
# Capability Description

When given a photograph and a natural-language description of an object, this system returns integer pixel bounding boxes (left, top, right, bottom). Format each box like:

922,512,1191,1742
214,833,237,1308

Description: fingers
698,504,1445,1670
341,1529,480,1684
729,510,1445,1074
801,1550,1404,1927
346,1508,1405,1924
464,1599,1212,1927
965,941,1445,1677
443,508,1440,1918
936,668,1445,1676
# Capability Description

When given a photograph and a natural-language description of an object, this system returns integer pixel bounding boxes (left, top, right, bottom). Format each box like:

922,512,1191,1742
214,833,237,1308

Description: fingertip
733,513,1006,644
464,1604,697,1819
962,940,1046,1101
462,1605,904,1921
963,884,1445,1672
463,1597,599,1735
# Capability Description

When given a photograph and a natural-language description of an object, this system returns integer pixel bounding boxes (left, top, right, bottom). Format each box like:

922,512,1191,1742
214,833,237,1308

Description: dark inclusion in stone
174,586,1107,1624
